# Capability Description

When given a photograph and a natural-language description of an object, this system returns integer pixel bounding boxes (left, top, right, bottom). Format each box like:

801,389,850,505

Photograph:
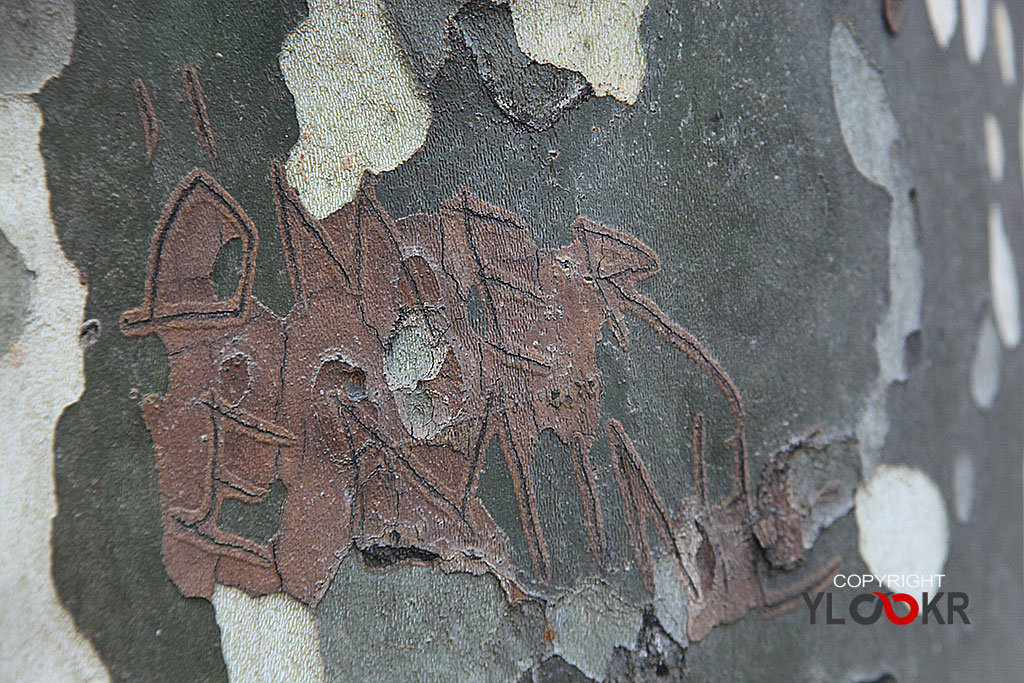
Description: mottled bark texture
0,0,1018,681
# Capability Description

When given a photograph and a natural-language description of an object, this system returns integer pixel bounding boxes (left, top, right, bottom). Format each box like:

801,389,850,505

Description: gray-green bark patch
316,553,548,681
216,480,286,545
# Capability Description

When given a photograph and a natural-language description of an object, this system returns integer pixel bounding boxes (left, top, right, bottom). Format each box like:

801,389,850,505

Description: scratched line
133,78,158,165
183,65,217,169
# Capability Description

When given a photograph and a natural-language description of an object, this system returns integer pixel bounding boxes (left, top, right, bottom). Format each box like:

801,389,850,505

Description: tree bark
1,0,1022,681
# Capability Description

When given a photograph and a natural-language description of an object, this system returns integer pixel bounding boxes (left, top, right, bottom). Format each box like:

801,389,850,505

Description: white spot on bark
211,585,325,683
855,465,949,590
0,96,108,681
927,0,960,48
510,0,649,104
547,579,643,679
992,1,1016,84
280,0,431,219
830,23,923,475
962,0,990,64
983,113,1005,181
988,202,1021,348
969,313,1001,409
952,453,976,523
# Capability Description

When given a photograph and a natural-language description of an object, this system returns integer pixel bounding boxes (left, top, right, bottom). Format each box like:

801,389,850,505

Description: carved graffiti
122,70,838,641
133,78,158,165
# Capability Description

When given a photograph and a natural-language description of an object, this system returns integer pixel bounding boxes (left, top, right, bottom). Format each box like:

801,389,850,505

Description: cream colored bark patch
510,0,649,104
0,96,108,683
280,0,431,219
926,0,959,48
212,585,325,683
855,465,949,591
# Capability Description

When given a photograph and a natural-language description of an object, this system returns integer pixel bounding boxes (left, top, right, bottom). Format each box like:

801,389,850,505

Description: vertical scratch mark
692,413,707,507
184,65,217,169
570,432,607,569
609,419,698,596
133,78,158,165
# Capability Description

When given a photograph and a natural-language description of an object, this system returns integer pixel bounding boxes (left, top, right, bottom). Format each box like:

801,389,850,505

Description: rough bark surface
1,0,1022,681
